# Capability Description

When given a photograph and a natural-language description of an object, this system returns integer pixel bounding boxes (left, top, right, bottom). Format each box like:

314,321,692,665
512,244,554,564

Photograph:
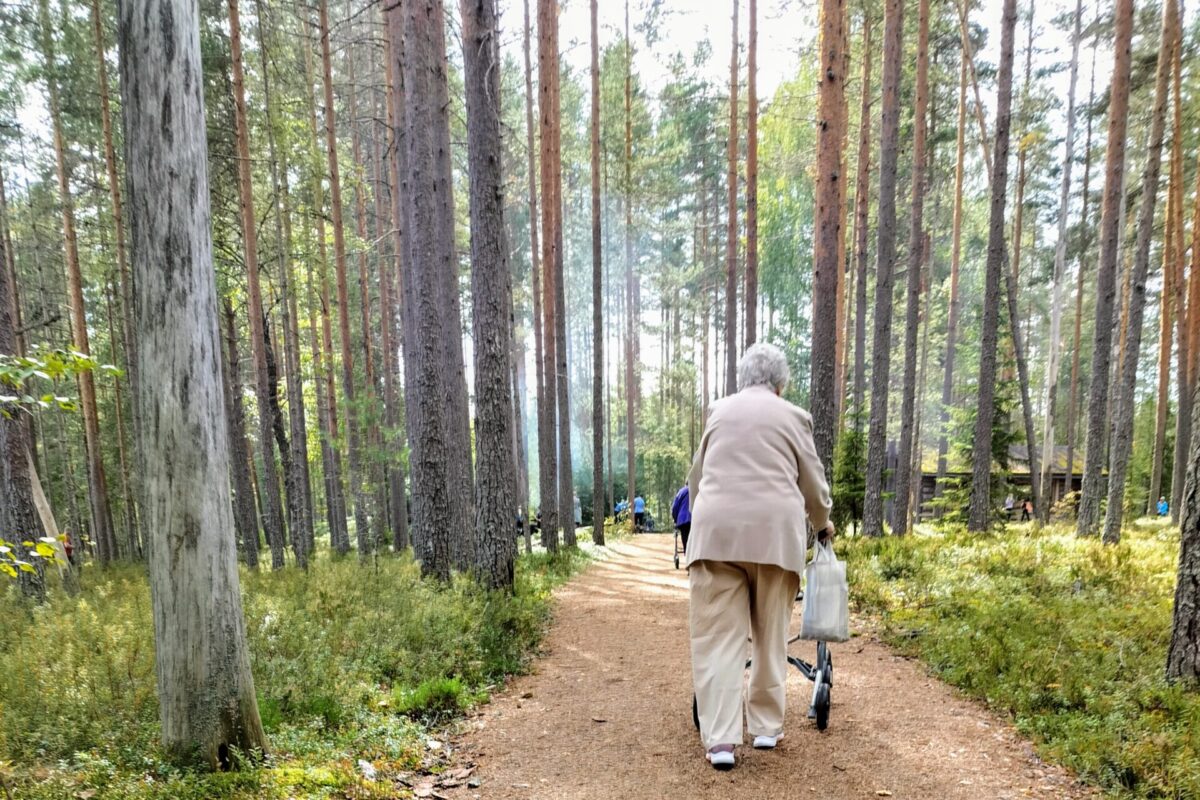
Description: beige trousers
689,560,800,750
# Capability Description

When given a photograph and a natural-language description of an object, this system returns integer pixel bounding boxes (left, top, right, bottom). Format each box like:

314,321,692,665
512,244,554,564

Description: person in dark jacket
672,485,692,551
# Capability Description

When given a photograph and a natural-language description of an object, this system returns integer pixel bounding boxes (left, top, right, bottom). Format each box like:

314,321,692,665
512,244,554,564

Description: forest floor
438,534,1096,800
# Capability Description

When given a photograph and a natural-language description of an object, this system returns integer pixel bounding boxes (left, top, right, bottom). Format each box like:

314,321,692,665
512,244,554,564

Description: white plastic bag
800,540,850,642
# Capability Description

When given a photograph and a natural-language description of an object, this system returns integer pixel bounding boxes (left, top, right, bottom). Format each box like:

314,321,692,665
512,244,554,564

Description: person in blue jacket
672,485,692,551
1158,496,1170,517
633,494,646,532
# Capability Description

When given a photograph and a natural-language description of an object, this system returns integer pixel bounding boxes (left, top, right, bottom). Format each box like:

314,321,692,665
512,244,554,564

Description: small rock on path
444,536,1095,799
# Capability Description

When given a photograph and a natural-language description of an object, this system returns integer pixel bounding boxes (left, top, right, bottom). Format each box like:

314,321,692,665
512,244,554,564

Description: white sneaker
752,733,783,749
706,749,735,770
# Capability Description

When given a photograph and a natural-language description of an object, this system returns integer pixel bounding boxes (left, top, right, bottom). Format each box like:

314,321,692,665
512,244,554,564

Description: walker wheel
674,554,680,569
814,683,831,731
692,694,700,729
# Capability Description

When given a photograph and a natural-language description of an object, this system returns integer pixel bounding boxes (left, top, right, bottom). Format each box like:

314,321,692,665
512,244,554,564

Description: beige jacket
685,385,832,576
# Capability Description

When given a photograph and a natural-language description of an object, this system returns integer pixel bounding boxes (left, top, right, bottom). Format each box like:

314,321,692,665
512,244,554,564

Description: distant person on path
1004,493,1015,519
684,343,833,771
671,485,692,552
633,494,646,532
1158,496,1169,517
1021,499,1033,521
615,498,628,522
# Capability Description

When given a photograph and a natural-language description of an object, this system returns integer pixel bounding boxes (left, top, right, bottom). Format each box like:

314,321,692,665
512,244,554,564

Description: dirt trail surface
443,535,1095,800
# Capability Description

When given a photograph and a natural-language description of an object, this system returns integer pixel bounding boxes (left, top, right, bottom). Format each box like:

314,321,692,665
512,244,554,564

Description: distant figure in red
1021,499,1033,522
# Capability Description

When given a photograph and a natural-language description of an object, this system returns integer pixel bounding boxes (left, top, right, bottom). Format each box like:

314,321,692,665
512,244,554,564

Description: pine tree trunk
936,51,968,500
1151,176,1176,515
1077,0,1134,537
461,0,517,588
1038,0,1083,517
228,0,288,569
590,0,606,547
851,11,871,426
257,1,313,566
966,0,1018,532
382,18,411,553
811,0,846,481
538,0,561,549
1066,22,1098,512
624,0,637,524
91,0,140,553
223,302,262,567
117,0,268,761
724,0,740,397
744,0,759,348
398,0,473,578
1172,76,1200,523
892,0,928,534
39,0,116,564
1101,0,1175,545
0,192,45,598
862,0,903,537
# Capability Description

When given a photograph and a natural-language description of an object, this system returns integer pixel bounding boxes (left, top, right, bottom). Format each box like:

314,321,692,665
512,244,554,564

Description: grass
0,542,595,800
842,518,1199,799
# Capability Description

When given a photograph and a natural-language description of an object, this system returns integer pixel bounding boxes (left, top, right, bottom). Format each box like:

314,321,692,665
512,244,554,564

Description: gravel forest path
443,535,1095,800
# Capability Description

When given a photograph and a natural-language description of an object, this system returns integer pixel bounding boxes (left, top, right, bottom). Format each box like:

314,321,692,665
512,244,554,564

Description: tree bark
227,0,287,569
537,0,561,549
91,0,140,553
1101,0,1175,545
861,0,903,537
223,302,261,567
590,0,606,546
1077,0,1133,538
398,0,474,578
1038,0,1083,517
811,0,846,481
724,0,740,397
319,0,371,556
38,0,116,563
1172,53,1200,523
967,0,1017,532
302,25,349,554
850,10,871,427
1065,20,1098,514
892,0,928,534
624,1,637,526
118,0,268,762
461,0,518,587
744,0,758,348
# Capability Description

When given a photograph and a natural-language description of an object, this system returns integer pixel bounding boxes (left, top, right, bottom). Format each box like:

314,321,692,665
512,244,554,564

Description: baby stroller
691,590,834,731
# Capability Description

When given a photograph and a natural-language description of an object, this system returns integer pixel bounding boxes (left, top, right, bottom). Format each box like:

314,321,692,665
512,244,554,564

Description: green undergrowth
0,543,593,799
843,519,1198,799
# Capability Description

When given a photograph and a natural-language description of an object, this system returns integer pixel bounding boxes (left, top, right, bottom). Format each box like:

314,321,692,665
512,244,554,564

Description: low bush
0,546,591,799
843,523,1197,798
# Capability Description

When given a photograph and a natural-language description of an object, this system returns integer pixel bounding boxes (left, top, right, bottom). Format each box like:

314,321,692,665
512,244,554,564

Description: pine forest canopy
4,0,1200,773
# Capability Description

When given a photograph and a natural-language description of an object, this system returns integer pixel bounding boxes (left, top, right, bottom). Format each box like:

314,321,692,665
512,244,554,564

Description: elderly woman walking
685,343,833,770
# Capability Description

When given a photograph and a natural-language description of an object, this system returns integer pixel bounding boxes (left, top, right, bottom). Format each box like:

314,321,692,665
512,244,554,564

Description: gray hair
737,343,790,393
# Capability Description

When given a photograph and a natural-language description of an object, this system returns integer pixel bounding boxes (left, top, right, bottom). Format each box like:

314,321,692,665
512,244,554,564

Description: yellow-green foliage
844,520,1196,798
0,547,590,799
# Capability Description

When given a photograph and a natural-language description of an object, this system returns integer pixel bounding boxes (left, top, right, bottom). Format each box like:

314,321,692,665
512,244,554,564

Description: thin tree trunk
1101,0,1175,545
258,0,313,566
1077,0,1133,537
117,0,268,761
227,0,287,569
967,0,1018,532
1173,59,1200,523
892,0,928,534
811,0,846,481
38,0,116,564
1038,0,1083,517
91,0,140,553
624,0,637,524
1066,19,1099,513
851,10,871,426
724,0,740,397
538,0,561,549
1151,166,1177,515
862,0,903,537
744,0,759,348
223,302,261,567
461,0,518,588
590,0,606,547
